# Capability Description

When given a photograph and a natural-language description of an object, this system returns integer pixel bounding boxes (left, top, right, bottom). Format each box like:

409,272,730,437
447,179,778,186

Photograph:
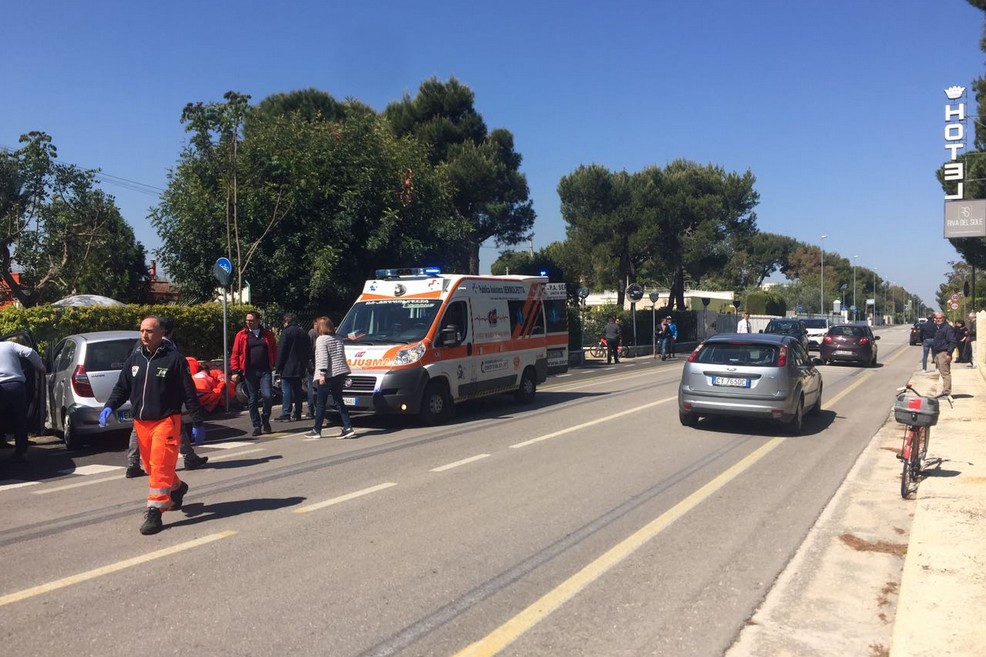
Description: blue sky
2,0,983,307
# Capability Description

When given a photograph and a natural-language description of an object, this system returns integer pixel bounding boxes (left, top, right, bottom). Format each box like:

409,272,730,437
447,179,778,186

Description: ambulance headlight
393,342,426,365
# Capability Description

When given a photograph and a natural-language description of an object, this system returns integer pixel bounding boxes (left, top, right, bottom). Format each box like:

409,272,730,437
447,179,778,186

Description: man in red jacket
230,311,277,436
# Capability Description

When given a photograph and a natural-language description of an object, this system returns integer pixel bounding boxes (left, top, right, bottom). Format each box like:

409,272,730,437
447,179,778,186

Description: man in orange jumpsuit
101,315,206,535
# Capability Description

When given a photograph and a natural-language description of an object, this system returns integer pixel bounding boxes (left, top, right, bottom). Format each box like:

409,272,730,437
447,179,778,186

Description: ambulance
335,267,568,424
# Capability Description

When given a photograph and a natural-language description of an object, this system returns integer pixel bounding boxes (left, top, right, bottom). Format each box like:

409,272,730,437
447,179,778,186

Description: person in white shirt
737,312,752,333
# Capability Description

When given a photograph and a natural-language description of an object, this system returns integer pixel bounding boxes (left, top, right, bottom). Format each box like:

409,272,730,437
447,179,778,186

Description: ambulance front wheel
514,367,537,404
419,380,452,425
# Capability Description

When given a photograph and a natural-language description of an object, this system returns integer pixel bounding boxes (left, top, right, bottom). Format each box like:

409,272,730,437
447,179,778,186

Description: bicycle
588,337,632,360
893,384,943,499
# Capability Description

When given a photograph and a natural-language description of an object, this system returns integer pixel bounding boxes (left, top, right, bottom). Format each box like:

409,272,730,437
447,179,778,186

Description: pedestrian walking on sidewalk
102,315,207,535
931,312,960,398
963,312,977,368
919,315,937,370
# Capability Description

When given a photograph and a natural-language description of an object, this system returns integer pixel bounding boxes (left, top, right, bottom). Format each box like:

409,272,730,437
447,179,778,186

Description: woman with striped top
304,316,356,439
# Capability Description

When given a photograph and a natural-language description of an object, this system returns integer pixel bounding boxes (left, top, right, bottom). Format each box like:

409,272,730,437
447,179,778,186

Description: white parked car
802,318,830,351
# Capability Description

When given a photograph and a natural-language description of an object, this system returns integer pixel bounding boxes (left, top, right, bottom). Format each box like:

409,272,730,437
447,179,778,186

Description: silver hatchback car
45,331,140,449
678,333,823,434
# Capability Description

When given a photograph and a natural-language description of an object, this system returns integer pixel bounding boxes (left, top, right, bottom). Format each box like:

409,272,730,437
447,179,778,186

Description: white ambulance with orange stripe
335,267,567,424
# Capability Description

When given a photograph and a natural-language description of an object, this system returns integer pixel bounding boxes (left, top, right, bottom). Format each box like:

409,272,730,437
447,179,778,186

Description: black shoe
274,415,292,422
140,508,163,535
252,426,262,437
262,420,272,434
291,415,302,421
125,465,146,479
170,481,189,511
184,454,208,470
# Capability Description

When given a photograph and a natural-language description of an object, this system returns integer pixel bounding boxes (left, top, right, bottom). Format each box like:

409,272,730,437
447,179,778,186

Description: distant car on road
678,333,823,435
820,323,880,367
802,318,830,350
761,318,810,350
909,318,928,346
45,331,140,449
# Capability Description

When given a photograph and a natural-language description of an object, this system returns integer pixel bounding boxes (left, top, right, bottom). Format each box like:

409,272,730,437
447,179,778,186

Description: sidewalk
725,358,986,657
890,361,986,657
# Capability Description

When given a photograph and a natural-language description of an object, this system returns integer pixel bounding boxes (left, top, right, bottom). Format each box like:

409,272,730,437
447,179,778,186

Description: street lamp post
820,235,827,317
852,255,859,321
884,281,889,325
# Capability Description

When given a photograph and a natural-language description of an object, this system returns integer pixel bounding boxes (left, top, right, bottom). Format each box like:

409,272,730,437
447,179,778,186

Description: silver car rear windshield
85,339,139,371
695,342,779,367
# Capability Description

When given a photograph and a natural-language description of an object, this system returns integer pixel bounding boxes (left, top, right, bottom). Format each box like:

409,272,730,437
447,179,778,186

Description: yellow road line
0,530,237,607
510,396,677,448
452,438,785,657
293,482,397,514
457,361,884,655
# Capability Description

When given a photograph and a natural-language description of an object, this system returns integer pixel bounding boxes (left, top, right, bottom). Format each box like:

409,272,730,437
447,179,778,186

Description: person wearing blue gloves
101,315,207,535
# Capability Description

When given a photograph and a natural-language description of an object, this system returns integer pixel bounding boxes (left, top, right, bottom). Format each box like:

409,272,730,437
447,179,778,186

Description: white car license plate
343,396,358,406
117,410,133,422
834,350,854,356
712,376,751,388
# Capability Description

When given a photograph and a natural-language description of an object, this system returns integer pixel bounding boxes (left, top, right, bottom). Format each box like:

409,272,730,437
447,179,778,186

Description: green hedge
0,304,257,360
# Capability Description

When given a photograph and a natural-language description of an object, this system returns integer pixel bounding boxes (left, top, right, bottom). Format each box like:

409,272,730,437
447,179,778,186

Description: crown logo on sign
944,86,966,100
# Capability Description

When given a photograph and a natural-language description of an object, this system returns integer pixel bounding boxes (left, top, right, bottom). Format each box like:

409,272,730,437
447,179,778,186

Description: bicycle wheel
588,344,604,358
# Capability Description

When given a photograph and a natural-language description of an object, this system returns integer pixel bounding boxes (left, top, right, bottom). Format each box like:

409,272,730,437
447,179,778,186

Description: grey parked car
678,333,823,434
45,331,140,449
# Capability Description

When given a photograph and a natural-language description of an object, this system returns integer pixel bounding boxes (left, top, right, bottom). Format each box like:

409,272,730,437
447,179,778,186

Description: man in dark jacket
274,313,311,422
930,312,959,398
101,315,206,535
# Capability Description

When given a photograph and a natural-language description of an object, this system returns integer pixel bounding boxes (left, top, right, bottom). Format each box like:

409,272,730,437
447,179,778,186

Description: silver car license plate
834,350,854,356
712,376,751,388
343,396,358,406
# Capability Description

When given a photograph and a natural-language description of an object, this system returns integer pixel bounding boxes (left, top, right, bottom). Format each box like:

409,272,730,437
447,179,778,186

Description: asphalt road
0,327,915,657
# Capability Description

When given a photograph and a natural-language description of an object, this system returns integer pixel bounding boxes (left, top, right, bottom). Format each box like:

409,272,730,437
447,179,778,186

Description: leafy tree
0,132,148,306
384,78,535,274
153,91,462,311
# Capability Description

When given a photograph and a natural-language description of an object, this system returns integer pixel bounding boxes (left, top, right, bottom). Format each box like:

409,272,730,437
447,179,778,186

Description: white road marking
510,395,677,448
0,531,237,607
202,441,256,449
293,482,397,514
57,464,122,476
431,454,491,472
0,480,40,493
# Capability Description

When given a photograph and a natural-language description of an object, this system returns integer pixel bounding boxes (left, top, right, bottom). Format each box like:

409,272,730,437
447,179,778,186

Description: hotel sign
943,85,966,200
942,85,984,236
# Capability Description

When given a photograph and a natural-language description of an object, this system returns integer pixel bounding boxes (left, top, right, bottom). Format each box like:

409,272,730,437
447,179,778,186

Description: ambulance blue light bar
374,267,442,278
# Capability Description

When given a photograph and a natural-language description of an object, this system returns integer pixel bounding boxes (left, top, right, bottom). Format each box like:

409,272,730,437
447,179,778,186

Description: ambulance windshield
338,299,441,344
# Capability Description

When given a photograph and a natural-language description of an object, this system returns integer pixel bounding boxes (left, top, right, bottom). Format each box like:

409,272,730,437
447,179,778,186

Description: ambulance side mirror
439,325,461,347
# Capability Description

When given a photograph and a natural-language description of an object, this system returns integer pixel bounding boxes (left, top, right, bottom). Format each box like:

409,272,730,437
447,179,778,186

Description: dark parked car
762,318,810,350
678,333,823,435
820,323,880,367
